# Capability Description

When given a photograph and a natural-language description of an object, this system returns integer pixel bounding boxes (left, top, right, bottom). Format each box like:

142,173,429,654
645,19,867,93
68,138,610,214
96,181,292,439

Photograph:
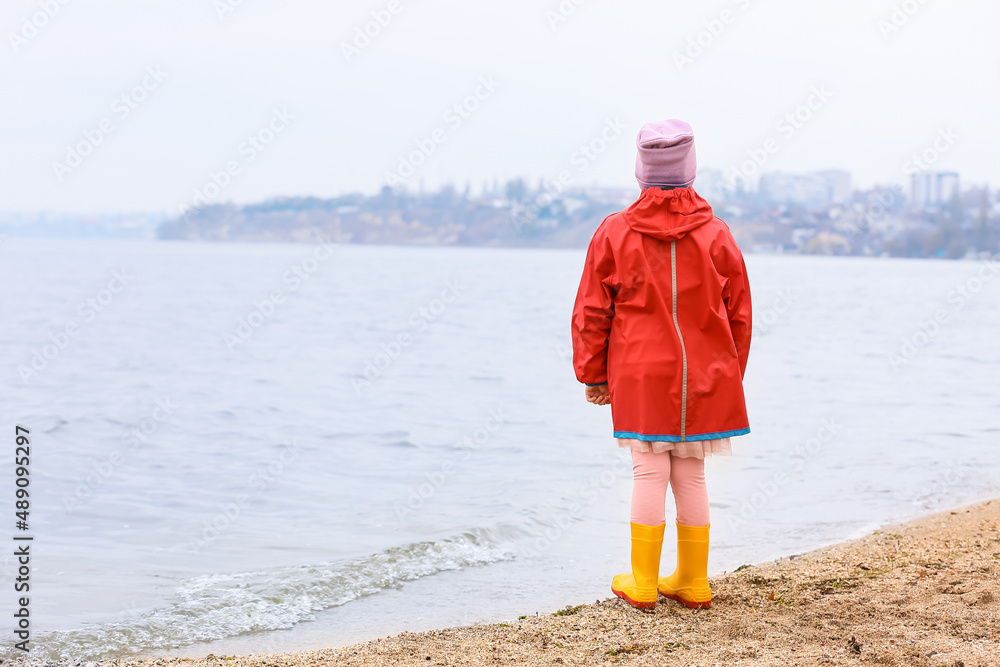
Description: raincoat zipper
670,241,688,442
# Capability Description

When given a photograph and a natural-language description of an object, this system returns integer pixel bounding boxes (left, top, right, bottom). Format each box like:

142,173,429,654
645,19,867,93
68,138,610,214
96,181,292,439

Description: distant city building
818,170,853,204
758,170,852,208
695,168,730,201
911,172,960,207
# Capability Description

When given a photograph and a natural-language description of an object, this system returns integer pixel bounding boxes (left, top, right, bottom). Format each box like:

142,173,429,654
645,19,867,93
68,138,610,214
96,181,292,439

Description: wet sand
95,499,1000,666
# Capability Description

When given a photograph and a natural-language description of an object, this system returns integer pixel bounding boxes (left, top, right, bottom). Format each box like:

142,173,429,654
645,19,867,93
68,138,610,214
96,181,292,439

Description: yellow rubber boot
658,522,712,609
611,522,664,610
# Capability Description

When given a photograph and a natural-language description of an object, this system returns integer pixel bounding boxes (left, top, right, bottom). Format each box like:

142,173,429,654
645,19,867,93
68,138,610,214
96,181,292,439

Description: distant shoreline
145,184,1000,260
3,236,999,265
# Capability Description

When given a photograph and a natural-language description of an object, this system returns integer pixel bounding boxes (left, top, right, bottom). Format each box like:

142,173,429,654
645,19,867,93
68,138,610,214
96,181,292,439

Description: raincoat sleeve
717,231,752,378
572,223,617,385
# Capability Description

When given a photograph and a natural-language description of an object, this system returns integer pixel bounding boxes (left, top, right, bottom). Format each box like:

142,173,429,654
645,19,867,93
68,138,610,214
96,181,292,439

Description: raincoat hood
624,186,715,242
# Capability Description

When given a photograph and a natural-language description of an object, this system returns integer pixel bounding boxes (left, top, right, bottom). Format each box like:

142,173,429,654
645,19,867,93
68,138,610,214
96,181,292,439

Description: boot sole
612,586,656,610
659,592,711,609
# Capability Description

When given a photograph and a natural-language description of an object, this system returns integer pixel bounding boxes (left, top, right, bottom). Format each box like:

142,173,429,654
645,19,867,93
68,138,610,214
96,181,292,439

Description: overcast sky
2,0,998,214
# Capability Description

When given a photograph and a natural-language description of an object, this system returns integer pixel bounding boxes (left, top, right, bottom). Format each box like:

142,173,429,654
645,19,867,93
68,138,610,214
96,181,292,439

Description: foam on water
11,527,518,661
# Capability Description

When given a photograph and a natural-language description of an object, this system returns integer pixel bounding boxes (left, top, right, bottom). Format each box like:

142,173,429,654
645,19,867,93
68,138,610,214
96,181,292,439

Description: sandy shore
87,500,1000,666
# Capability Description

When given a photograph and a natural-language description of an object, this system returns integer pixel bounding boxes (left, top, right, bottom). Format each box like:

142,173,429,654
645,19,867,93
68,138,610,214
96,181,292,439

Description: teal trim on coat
613,427,750,442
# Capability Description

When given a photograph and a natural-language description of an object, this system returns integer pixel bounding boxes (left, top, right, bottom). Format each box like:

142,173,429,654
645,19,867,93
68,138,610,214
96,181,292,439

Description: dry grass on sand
95,500,1000,666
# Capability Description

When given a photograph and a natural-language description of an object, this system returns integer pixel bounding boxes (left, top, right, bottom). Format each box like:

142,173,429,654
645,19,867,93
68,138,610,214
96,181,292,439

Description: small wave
12,527,517,662
42,417,69,433
385,439,420,449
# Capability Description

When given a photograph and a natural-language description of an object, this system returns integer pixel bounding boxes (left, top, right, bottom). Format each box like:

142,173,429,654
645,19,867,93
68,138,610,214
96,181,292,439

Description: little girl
571,119,752,610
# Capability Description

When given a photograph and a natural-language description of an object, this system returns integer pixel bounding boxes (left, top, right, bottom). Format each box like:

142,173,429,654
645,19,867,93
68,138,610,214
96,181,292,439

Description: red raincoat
571,187,752,442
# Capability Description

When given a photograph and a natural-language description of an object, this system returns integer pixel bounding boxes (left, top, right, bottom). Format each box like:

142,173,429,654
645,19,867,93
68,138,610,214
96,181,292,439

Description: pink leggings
630,450,710,527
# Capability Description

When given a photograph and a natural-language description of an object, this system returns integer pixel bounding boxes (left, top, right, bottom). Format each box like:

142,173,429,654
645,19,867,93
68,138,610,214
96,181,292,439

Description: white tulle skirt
617,436,733,459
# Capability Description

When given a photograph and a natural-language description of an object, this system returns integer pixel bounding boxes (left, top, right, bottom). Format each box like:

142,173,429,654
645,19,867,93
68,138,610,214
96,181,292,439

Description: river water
0,239,997,660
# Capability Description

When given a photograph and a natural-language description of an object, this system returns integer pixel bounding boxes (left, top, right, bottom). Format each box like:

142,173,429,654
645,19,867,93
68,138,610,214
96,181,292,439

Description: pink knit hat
635,119,697,190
